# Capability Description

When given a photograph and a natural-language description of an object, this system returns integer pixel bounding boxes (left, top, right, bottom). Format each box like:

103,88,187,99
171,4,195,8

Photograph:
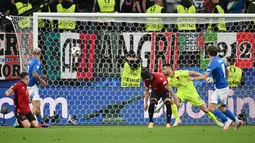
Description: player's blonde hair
32,47,41,55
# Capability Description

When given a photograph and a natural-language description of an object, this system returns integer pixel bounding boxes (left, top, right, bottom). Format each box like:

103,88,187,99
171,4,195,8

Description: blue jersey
206,56,228,89
27,58,42,87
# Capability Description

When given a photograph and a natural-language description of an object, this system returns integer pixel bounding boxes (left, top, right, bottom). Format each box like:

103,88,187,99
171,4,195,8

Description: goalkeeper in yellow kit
157,64,223,127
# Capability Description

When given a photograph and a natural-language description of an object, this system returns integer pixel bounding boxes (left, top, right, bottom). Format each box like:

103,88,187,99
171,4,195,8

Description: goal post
10,13,255,125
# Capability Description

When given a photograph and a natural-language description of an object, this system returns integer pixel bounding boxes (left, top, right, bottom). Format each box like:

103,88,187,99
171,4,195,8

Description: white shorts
209,86,229,105
28,85,40,101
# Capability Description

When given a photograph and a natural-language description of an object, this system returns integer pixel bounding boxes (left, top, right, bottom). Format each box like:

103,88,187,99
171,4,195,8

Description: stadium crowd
0,0,253,14
0,0,255,32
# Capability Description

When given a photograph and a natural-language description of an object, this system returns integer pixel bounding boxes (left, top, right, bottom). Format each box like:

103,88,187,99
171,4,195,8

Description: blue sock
37,115,43,124
213,109,228,123
223,109,236,122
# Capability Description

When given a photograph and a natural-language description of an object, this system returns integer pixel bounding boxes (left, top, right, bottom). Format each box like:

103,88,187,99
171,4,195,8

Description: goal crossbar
33,13,255,49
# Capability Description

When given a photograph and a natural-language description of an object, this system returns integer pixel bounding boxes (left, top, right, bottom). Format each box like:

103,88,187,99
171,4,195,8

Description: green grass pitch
1,126,255,143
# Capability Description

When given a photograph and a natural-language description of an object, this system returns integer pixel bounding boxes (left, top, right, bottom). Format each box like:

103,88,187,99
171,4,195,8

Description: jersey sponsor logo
21,115,26,120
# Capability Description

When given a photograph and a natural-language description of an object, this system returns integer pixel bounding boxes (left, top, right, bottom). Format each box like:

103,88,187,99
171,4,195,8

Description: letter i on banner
150,32,178,72
235,32,254,68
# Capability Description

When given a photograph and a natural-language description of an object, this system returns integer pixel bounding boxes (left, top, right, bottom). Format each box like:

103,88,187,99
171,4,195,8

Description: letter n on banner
235,32,254,68
77,34,96,79
150,32,178,72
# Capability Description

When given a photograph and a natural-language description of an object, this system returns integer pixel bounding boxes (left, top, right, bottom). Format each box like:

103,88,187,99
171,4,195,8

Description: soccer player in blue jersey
190,45,243,130
27,48,47,125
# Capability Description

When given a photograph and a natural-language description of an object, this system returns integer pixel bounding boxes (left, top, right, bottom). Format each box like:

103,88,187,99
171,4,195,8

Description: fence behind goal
2,13,255,126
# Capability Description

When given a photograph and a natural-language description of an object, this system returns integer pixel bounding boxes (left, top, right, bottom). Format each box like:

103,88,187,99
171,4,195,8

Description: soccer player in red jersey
5,72,39,128
141,70,179,128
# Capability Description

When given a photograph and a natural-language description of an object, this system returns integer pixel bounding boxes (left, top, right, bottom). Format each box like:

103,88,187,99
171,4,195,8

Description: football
71,46,81,57
206,77,214,83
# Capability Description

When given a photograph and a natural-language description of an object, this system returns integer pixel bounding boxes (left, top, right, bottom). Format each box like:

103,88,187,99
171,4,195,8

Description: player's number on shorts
221,63,226,78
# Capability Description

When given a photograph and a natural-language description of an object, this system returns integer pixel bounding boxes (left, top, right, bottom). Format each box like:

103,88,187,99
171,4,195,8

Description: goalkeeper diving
155,64,223,127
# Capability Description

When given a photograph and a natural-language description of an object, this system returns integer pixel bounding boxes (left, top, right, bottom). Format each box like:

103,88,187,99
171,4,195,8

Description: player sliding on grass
190,45,243,130
155,64,223,127
141,70,179,128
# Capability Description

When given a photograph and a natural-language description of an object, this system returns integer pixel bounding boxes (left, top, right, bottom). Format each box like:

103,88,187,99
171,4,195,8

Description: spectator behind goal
121,50,142,87
95,0,119,13
54,0,79,32
120,0,136,13
142,0,155,12
33,0,52,32
207,0,227,32
94,0,120,31
10,0,32,29
145,0,166,32
175,0,196,32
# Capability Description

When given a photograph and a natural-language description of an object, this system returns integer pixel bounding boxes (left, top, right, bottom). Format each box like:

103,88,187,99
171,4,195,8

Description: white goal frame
32,13,255,49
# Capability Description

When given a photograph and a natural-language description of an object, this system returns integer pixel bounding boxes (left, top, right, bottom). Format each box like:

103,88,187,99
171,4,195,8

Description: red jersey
145,72,168,91
11,81,30,114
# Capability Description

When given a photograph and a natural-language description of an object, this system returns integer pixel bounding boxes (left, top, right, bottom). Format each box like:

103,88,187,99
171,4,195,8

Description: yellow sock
207,111,219,124
171,104,180,121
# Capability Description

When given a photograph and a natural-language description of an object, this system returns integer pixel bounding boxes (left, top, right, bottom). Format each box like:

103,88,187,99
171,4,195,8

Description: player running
141,70,179,128
27,47,47,124
155,64,223,127
190,45,243,130
5,72,39,128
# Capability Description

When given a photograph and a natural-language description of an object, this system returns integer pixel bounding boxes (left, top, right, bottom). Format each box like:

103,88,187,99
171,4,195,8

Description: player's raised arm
5,87,14,96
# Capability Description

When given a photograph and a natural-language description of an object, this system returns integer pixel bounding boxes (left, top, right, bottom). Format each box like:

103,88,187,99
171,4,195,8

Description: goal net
11,13,255,125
